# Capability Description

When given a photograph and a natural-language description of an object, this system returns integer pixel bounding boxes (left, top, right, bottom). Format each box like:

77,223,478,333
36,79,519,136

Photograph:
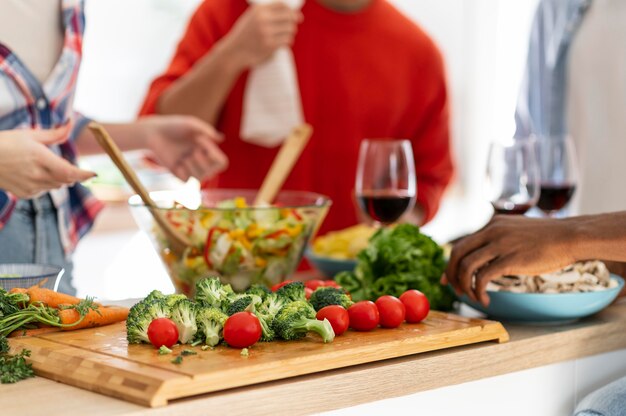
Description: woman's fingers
31,124,72,146
197,139,228,174
39,147,96,183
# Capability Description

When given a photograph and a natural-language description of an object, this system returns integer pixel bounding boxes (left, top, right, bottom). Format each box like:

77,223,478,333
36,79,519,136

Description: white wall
75,0,539,242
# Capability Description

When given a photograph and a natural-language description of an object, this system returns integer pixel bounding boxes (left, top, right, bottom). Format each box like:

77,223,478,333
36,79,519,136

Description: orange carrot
58,306,129,331
26,287,101,309
8,327,62,338
9,288,28,295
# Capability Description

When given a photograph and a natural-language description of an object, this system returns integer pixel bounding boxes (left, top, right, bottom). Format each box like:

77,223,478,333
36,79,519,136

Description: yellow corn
239,237,252,251
200,213,214,228
247,226,265,239
286,224,303,237
255,257,268,267
230,229,245,238
234,197,247,208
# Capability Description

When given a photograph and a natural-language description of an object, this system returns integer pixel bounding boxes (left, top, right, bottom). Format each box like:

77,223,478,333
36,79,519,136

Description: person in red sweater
140,0,453,235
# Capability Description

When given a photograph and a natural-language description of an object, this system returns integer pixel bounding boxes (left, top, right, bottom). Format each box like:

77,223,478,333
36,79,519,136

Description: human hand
221,2,302,69
442,215,579,306
138,115,228,182
0,126,96,199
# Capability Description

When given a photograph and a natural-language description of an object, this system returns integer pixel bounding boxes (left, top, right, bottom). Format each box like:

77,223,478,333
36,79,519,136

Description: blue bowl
0,264,64,292
305,248,357,277
460,275,625,324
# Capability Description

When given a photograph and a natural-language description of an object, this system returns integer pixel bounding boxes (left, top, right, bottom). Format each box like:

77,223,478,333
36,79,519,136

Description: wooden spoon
88,122,192,256
254,124,313,205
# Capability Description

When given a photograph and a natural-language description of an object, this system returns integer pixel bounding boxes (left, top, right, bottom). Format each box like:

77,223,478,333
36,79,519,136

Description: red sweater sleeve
139,1,222,116
410,47,454,224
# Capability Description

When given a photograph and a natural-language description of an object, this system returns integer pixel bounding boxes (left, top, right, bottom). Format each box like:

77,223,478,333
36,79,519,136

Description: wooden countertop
3,301,626,416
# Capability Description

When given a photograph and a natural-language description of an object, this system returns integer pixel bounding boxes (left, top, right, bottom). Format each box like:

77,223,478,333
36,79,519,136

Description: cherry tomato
316,305,349,336
271,280,295,292
399,290,430,323
348,301,379,331
305,287,314,300
304,279,326,291
148,318,179,349
223,312,262,348
375,295,406,328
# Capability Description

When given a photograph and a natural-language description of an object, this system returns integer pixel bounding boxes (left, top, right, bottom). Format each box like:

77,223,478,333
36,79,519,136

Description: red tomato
271,280,295,292
304,279,326,291
348,301,379,331
399,290,430,323
316,305,349,336
305,287,314,300
223,312,262,348
375,295,406,328
148,318,179,349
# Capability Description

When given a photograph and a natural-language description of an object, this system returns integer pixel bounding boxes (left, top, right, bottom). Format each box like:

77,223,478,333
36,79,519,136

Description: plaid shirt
0,0,103,254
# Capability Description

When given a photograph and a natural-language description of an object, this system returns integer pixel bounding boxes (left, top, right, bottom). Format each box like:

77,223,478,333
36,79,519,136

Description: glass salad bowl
129,189,331,295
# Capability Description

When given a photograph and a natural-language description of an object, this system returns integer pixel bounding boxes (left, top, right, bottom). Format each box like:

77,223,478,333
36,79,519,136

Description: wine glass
486,139,540,215
535,135,578,217
355,139,417,225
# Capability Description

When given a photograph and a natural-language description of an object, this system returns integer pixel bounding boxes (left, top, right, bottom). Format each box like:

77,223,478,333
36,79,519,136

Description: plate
459,275,624,324
305,248,357,277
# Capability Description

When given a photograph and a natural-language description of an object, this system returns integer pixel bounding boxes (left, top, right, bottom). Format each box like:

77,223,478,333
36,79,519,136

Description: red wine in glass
355,139,416,226
358,191,414,224
535,135,578,217
491,200,533,215
486,140,540,216
537,182,576,212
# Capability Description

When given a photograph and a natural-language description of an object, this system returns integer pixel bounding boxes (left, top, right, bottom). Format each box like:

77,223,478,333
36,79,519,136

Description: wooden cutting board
8,311,508,407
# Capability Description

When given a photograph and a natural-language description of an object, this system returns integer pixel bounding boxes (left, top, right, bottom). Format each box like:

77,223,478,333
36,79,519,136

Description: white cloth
566,0,626,215
240,0,305,148
0,0,63,83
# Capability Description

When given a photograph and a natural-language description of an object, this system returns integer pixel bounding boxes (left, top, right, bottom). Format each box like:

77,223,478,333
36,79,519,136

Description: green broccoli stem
294,317,335,343
203,326,221,347
257,316,274,342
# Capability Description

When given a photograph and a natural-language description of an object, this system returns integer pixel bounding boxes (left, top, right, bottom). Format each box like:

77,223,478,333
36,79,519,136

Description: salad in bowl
129,189,330,295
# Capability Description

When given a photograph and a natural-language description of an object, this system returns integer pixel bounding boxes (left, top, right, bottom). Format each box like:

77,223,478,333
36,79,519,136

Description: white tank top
567,0,626,215
0,0,63,83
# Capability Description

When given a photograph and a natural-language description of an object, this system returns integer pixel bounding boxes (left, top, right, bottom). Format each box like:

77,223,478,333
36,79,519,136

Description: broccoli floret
275,281,306,302
309,287,354,311
158,345,172,355
255,293,286,342
126,299,172,344
195,307,228,347
225,295,262,316
195,277,234,308
170,299,198,344
223,294,274,341
256,313,275,342
145,300,172,319
272,300,335,343
246,285,272,300
164,294,187,308
258,293,287,318
143,289,166,304
245,284,271,301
